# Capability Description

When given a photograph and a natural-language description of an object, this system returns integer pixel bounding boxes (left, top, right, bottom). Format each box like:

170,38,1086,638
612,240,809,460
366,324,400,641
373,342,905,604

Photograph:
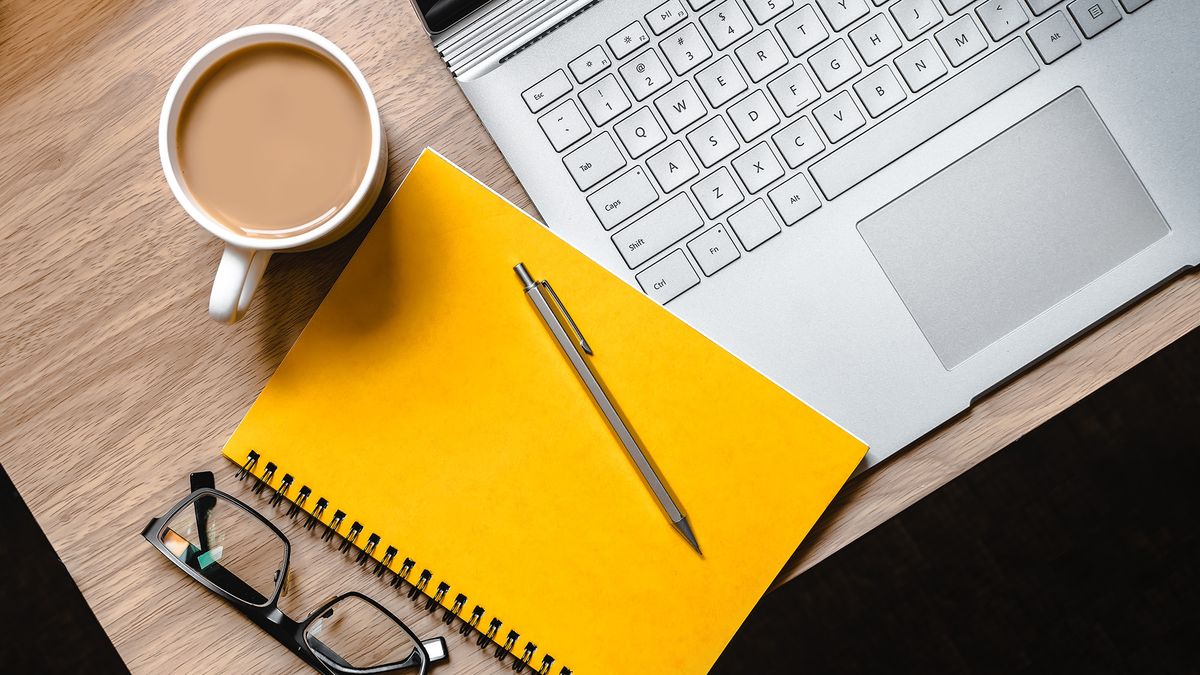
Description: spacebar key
810,39,1040,200
612,193,704,268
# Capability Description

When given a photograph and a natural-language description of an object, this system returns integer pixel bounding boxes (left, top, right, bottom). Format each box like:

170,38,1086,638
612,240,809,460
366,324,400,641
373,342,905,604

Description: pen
514,262,701,555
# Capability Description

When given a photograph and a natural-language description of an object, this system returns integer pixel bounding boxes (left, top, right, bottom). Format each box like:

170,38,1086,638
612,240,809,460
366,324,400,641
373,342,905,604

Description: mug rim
158,24,384,252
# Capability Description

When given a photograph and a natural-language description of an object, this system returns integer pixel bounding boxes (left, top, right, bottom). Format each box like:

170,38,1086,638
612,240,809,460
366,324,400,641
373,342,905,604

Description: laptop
412,0,1200,465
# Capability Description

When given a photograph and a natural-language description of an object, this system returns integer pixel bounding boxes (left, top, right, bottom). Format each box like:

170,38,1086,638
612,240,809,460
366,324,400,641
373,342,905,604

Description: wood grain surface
0,1,1197,673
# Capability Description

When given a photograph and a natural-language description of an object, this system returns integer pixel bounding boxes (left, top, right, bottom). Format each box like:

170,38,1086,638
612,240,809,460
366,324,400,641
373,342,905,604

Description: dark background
714,328,1199,674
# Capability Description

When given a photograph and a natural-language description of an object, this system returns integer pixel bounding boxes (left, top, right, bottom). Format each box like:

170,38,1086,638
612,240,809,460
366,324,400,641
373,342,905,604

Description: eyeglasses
142,472,448,674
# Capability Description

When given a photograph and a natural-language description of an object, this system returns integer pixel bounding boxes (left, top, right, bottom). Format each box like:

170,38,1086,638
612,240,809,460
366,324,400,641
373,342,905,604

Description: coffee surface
178,42,371,238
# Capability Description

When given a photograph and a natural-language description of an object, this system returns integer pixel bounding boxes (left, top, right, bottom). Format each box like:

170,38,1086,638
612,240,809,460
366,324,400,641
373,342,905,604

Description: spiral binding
235,449,571,674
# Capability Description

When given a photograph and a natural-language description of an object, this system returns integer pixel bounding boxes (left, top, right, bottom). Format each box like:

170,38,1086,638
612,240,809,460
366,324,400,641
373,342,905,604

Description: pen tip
675,517,702,555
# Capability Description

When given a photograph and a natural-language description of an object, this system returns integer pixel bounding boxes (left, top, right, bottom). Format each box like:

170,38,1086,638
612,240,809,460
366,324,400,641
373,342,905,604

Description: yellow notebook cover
223,150,866,673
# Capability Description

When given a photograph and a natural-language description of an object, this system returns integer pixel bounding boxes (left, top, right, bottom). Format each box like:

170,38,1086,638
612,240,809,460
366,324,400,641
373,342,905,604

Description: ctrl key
636,250,701,303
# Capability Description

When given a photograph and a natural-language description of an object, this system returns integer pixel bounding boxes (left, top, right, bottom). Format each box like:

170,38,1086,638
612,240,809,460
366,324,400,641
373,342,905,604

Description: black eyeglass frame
141,472,445,675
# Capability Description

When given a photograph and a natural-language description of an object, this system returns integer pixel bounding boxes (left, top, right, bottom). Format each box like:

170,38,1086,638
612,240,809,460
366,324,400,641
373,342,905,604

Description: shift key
612,193,704,268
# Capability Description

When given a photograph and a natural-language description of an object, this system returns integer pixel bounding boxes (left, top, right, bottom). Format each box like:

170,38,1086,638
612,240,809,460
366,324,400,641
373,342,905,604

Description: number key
700,0,753,50
579,74,632,126
661,24,713,75
744,0,794,24
619,50,673,100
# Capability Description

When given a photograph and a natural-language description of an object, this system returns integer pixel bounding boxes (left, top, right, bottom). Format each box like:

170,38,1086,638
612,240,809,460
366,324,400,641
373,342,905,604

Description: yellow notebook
223,150,866,674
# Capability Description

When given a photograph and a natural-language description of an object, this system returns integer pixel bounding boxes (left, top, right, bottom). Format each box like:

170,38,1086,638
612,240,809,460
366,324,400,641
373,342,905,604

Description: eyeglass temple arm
189,472,217,550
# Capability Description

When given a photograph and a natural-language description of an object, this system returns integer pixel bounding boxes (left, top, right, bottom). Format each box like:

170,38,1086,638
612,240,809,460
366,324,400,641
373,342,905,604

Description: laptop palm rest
858,88,1169,370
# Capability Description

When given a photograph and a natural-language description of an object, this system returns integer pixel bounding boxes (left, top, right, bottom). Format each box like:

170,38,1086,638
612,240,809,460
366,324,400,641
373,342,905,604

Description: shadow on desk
715,328,1200,674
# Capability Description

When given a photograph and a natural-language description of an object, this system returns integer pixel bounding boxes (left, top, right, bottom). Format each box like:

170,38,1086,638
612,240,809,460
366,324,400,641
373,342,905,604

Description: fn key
636,250,700,303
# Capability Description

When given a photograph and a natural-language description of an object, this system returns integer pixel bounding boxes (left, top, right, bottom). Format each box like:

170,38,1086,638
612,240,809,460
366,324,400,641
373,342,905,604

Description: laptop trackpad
858,89,1169,370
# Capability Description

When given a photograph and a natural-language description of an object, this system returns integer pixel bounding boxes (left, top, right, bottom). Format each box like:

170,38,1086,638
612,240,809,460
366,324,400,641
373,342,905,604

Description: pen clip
539,280,593,356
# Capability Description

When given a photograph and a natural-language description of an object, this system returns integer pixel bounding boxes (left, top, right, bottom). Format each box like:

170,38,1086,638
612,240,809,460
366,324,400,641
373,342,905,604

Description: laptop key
769,64,822,116
608,22,651,59
815,0,869,31
736,32,789,82
891,0,944,39
579,74,632,126
569,46,612,84
1027,11,1080,64
939,0,975,13
809,39,861,91
976,0,1029,40
687,115,741,166
849,14,902,66
853,65,906,118
701,0,754,50
615,107,668,157
692,167,746,217
695,56,748,108
647,0,689,34
687,224,741,276
768,172,821,224
727,199,782,250
563,132,627,190
661,24,714,76
648,140,700,191
813,91,865,143
523,70,572,113
777,5,830,57
614,22,652,59
655,81,707,133
1068,0,1120,38
1026,0,1061,14
587,166,659,229
614,193,705,267
619,50,673,100
772,115,825,167
538,99,590,151
1118,0,1152,11
936,14,987,66
728,90,781,142
894,40,947,92
810,38,1039,198
744,0,794,24
635,249,700,302
732,142,786,193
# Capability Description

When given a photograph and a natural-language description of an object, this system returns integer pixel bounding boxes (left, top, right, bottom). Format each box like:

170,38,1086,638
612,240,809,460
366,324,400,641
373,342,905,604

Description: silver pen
515,262,701,554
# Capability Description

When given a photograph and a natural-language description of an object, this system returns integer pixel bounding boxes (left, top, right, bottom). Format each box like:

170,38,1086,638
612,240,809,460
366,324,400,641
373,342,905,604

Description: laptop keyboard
523,0,1149,303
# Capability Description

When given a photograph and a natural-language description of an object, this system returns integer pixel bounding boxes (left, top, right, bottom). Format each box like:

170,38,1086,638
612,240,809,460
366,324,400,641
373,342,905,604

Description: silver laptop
414,0,1199,465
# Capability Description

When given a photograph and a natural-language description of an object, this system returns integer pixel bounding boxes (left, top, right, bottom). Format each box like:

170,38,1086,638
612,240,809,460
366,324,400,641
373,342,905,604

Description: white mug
159,25,387,323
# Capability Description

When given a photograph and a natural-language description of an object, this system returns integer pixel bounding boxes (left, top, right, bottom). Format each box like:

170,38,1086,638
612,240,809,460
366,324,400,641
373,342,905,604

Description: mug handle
209,245,272,323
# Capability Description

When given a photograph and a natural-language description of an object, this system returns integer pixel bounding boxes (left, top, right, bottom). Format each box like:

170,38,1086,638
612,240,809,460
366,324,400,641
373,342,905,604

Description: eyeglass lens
304,595,426,673
161,492,287,605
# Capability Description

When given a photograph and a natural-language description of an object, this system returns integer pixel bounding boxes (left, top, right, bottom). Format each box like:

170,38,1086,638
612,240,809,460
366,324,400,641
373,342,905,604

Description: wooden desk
2,1,1197,672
